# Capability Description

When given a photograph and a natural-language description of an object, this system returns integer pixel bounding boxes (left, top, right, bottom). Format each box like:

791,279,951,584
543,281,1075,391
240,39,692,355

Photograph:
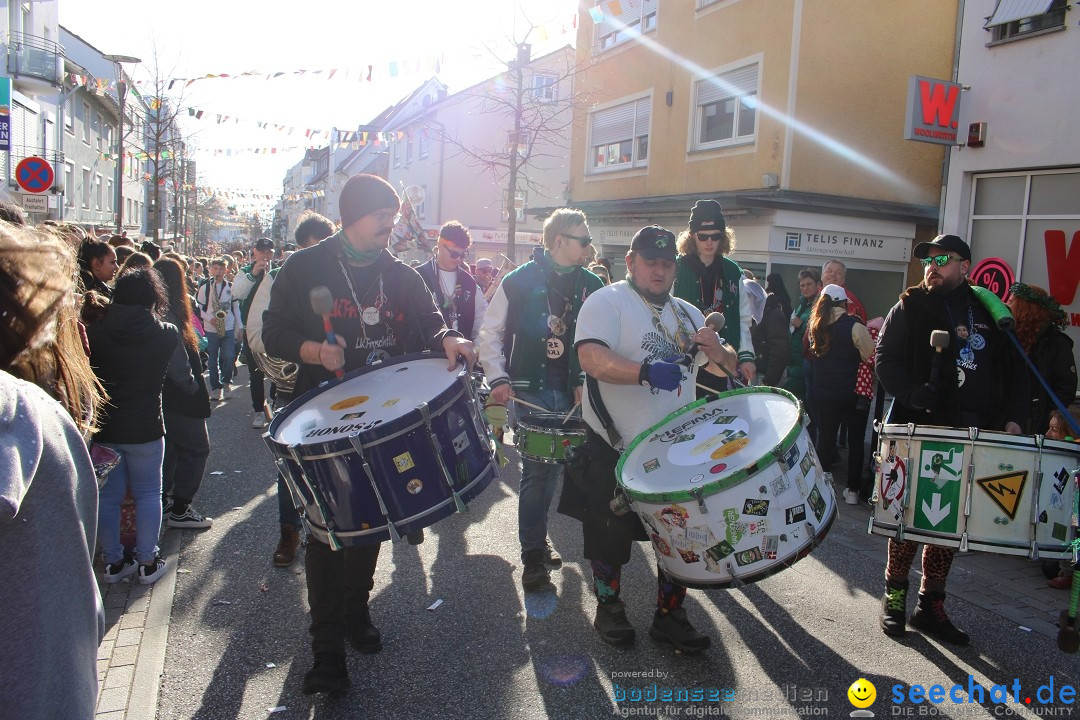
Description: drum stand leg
346,434,402,543
1027,435,1047,561
287,445,342,551
419,402,468,514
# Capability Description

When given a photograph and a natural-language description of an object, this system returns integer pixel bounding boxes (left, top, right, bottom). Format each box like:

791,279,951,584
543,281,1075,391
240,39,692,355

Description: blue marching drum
264,352,498,548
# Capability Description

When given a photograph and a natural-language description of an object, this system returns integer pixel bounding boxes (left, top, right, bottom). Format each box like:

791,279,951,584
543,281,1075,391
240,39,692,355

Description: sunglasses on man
696,232,724,242
441,244,468,260
561,233,593,247
919,254,961,268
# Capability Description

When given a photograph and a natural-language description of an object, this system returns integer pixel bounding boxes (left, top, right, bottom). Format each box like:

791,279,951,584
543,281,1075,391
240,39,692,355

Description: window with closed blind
693,62,759,151
594,0,658,53
588,95,651,174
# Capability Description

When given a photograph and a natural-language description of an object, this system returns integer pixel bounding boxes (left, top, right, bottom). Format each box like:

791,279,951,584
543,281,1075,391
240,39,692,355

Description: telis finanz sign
904,75,963,146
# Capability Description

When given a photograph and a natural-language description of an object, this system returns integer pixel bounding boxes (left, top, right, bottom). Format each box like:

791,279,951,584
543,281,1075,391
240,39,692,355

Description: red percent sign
970,257,1015,301
15,156,54,194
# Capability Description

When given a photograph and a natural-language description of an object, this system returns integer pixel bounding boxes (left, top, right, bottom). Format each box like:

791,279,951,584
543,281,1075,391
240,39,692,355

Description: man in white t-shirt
416,221,487,341
570,225,736,653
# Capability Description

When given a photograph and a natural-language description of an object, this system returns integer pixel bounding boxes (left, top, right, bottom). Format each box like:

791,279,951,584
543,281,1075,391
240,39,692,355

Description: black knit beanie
339,174,400,229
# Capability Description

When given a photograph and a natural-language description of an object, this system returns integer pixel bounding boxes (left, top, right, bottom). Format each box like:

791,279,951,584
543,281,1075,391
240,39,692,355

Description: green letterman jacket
477,247,604,394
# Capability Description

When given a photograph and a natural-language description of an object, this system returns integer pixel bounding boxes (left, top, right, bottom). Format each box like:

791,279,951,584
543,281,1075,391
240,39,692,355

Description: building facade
940,0,1079,367
567,0,960,320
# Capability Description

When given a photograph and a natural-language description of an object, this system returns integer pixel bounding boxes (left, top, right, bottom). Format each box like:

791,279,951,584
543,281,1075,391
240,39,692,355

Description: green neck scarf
545,249,575,275
339,233,383,264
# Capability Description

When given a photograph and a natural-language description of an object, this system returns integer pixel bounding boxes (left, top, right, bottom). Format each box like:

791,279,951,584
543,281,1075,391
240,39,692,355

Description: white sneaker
251,411,267,429
843,489,860,506
213,388,224,402
138,555,168,585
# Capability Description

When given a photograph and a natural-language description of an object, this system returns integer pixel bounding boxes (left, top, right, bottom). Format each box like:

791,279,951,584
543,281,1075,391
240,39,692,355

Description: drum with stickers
617,387,836,588
264,352,498,548
870,424,1079,558
516,413,588,464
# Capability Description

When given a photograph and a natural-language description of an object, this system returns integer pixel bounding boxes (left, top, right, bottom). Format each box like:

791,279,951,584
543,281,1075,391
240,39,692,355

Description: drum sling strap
586,375,621,448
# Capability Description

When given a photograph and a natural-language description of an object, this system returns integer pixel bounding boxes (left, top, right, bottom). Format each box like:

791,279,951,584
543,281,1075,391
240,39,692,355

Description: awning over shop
984,0,1056,27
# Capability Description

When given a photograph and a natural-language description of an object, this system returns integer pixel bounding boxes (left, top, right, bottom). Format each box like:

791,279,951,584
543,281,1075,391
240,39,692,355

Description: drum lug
690,487,708,515
347,433,403,543
959,532,969,553
274,458,306,517
866,514,875,535
1028,541,1040,562
288,444,342,551
726,562,743,588
418,402,469,514
873,419,882,434
896,523,906,542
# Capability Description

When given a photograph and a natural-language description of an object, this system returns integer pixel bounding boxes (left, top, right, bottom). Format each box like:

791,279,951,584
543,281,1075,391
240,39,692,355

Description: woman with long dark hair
807,284,875,505
154,258,213,529
77,236,118,297
87,269,197,585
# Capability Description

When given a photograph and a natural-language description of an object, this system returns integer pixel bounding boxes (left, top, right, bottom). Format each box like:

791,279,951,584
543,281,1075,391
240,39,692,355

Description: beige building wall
570,0,956,206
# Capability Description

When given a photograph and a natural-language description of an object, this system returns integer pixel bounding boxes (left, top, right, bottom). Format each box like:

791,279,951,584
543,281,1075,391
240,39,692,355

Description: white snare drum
618,387,836,588
870,424,1080,559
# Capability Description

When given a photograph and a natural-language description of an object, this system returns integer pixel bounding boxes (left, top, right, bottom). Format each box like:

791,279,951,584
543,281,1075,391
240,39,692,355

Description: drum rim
266,351,468,449
616,386,805,504
879,423,1080,454
517,412,589,433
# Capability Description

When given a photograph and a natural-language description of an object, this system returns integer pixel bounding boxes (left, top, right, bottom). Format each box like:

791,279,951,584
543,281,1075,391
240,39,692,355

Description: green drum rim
616,386,806,504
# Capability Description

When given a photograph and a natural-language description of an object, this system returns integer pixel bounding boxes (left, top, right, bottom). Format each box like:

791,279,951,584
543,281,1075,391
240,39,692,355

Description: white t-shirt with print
574,281,705,451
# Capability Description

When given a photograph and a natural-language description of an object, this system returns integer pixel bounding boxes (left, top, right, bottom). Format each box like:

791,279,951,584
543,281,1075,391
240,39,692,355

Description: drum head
619,387,802,501
273,357,460,446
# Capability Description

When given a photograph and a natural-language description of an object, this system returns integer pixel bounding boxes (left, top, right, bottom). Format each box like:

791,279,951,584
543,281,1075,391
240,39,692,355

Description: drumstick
561,403,581,425
508,396,548,413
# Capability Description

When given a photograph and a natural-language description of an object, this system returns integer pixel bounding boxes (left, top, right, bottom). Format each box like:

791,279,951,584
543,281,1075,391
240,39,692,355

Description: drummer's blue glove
639,359,684,391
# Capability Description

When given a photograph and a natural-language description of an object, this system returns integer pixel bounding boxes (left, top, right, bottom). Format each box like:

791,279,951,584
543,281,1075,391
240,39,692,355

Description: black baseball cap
631,225,677,261
913,234,971,261
254,237,274,250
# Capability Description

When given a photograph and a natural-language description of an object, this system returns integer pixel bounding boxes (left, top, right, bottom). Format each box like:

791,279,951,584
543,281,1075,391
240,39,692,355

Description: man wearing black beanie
263,173,475,695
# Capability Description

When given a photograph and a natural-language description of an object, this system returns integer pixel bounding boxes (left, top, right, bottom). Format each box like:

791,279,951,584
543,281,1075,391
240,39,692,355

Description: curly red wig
1008,286,1052,352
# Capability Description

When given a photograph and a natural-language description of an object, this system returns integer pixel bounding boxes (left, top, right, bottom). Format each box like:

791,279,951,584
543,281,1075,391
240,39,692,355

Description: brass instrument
210,282,226,336
253,352,298,395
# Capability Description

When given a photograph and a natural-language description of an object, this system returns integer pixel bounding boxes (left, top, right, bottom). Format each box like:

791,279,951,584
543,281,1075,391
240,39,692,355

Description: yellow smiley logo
848,678,876,709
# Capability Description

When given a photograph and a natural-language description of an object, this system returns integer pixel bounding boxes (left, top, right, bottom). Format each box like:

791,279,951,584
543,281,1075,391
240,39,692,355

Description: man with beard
875,234,1027,646
263,174,474,694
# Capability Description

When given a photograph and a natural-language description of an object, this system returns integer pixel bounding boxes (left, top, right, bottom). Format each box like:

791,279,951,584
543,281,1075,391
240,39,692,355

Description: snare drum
618,387,836,588
264,353,498,547
517,413,588,464
870,424,1079,559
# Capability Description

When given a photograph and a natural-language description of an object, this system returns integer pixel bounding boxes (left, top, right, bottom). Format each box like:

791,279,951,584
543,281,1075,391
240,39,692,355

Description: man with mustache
875,234,1027,646
263,174,475,695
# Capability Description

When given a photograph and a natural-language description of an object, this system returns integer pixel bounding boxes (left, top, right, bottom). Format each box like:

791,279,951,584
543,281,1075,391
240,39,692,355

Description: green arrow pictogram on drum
912,441,964,533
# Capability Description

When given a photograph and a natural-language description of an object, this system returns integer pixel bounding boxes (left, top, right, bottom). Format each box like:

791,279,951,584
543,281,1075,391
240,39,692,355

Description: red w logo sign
1044,230,1080,305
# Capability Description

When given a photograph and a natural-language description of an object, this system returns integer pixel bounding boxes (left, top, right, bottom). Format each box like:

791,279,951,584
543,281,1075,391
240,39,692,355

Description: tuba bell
253,351,298,395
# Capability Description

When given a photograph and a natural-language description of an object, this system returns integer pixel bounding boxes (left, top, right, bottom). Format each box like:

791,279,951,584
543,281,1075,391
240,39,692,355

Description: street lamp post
103,53,141,234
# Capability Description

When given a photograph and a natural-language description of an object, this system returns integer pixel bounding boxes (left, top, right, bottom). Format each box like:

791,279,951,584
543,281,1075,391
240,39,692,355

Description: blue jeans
278,473,302,527
205,332,236,390
98,439,165,565
514,388,572,556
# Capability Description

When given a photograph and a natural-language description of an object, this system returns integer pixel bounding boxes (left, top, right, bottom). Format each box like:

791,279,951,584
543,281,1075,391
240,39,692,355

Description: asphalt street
157,366,1079,720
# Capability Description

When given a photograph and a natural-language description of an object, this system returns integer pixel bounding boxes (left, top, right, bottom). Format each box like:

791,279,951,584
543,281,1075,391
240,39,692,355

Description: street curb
125,529,181,720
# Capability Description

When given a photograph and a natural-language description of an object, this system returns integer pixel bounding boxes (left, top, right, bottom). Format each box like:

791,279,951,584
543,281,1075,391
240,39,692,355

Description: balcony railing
5,32,64,87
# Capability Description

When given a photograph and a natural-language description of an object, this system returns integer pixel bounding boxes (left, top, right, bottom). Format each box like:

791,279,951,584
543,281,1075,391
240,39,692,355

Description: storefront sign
970,257,1015,300
768,227,910,263
904,75,962,146
592,226,640,247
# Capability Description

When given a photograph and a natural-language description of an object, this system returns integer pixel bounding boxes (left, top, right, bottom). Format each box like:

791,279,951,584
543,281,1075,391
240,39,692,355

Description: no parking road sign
15,156,54,194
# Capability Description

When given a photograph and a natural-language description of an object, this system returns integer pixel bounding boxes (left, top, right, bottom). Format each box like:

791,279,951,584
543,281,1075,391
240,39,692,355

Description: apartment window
406,136,413,165
986,0,1067,41
81,168,91,208
588,96,651,173
419,133,430,159
127,198,133,221
393,141,401,168
94,174,103,211
64,163,74,207
93,112,102,151
503,189,525,223
595,0,658,52
693,62,759,150
82,102,91,144
64,105,74,135
106,179,113,212
532,73,558,102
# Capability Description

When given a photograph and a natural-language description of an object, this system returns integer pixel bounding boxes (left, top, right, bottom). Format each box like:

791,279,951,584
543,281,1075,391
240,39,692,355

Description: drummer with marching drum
262,174,475,695
566,225,737,653
875,233,1028,646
